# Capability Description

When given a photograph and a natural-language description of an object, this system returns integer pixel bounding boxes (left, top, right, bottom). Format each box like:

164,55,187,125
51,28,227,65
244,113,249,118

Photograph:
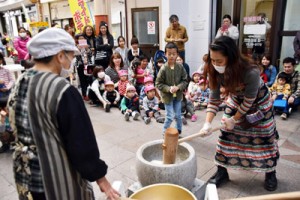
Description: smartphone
221,24,228,32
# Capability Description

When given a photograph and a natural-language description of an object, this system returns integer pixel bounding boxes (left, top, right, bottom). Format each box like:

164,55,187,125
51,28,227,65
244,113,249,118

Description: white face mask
60,52,73,77
98,72,105,79
213,64,226,74
19,33,27,38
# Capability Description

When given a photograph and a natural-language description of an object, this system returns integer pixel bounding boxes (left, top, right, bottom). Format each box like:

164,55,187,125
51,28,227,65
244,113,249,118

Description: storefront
215,0,300,70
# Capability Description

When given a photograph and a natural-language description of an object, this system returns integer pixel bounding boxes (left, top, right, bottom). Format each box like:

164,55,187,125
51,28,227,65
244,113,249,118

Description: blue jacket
264,65,277,87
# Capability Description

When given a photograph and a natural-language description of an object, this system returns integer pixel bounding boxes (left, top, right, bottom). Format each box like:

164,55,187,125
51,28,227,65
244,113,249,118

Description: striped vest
27,72,94,200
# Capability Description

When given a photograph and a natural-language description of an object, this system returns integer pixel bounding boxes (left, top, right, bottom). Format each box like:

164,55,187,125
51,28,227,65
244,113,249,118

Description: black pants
77,65,89,97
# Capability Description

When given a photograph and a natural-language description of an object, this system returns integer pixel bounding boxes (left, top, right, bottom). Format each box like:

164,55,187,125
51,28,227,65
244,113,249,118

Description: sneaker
280,113,287,120
289,107,292,114
144,117,151,124
124,112,130,121
181,116,187,125
156,117,165,123
105,103,110,112
133,112,140,120
0,143,10,153
191,114,197,122
264,171,277,191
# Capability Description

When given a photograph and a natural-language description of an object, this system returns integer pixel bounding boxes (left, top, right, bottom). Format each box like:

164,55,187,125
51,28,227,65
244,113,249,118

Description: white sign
147,21,155,35
244,24,266,35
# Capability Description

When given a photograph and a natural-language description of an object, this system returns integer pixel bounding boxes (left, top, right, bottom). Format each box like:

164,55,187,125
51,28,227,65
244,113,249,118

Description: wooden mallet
162,126,224,164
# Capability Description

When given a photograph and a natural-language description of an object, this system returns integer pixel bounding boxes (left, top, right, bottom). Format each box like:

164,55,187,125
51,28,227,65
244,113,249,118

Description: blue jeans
283,97,300,114
163,99,182,133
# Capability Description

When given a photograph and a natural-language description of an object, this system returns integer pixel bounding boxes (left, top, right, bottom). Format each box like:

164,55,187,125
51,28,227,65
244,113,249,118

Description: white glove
224,117,236,130
199,122,212,137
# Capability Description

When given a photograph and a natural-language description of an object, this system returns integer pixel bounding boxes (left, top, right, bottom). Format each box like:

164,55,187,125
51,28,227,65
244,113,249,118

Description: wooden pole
162,128,179,164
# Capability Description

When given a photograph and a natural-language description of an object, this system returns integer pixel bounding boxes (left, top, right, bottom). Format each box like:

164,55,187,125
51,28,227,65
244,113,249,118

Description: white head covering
27,27,79,59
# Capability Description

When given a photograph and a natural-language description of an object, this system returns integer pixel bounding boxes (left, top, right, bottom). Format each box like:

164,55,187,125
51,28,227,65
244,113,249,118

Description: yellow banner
68,0,93,33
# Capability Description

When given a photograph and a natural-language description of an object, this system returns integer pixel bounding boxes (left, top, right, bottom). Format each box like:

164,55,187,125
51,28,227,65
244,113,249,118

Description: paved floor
1,101,300,200
1,58,300,199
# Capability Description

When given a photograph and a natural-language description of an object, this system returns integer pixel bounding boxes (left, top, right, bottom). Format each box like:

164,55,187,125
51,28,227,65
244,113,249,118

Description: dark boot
208,166,229,187
264,171,277,191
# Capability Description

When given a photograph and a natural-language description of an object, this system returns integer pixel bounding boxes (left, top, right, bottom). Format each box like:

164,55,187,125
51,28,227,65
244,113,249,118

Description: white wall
165,0,211,73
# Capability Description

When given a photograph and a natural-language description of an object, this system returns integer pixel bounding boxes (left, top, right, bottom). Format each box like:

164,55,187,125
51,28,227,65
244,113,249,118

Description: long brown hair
109,52,124,69
207,36,257,94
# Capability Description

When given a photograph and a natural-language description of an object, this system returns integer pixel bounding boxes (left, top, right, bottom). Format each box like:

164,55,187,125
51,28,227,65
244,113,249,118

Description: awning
0,0,33,12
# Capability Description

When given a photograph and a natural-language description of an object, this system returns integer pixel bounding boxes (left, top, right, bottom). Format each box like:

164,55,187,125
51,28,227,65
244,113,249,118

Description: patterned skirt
215,83,279,172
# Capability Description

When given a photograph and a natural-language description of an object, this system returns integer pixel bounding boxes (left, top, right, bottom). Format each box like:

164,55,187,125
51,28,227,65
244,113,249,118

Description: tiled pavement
1,58,300,199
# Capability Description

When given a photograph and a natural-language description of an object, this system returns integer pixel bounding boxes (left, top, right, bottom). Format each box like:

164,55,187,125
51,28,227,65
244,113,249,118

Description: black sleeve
95,36,107,51
57,86,108,182
128,49,134,62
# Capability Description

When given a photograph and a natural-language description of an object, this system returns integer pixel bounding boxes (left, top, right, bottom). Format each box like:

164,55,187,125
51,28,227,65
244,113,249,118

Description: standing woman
83,25,96,66
261,54,277,87
13,27,30,64
215,14,239,41
105,52,124,84
95,21,114,69
199,36,279,191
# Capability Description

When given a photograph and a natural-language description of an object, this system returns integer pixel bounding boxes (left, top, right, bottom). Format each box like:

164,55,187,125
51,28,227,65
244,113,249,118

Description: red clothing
118,80,129,96
13,36,30,61
260,72,268,83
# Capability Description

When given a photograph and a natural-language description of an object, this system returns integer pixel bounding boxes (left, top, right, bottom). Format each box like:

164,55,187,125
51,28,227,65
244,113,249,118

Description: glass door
132,7,159,59
238,0,274,63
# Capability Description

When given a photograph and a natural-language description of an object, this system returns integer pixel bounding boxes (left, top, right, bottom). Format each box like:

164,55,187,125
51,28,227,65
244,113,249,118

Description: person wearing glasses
165,14,189,61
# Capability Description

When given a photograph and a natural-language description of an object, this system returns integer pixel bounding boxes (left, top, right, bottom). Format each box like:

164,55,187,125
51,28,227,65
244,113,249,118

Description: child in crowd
141,85,165,124
131,55,153,94
269,72,291,119
117,70,129,100
187,71,202,108
120,85,140,121
156,42,188,135
154,56,165,82
197,79,210,108
88,66,111,110
114,36,129,69
219,86,228,111
181,94,197,124
176,55,190,81
198,54,208,74
103,81,120,112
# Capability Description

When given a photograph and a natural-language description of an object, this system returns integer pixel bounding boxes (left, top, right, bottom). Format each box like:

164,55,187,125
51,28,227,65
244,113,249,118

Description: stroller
153,50,167,82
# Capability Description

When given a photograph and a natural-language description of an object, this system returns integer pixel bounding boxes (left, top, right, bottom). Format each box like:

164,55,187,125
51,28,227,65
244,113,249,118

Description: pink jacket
13,36,30,61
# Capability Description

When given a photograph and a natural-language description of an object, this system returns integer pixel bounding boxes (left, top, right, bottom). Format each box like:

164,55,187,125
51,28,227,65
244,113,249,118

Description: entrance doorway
131,7,159,59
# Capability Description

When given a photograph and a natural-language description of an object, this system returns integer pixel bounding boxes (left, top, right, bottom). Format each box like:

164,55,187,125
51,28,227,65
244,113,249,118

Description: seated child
181,94,197,123
269,72,291,119
187,71,202,108
197,79,210,108
120,85,140,121
141,85,164,124
103,81,120,112
270,72,291,101
117,69,129,100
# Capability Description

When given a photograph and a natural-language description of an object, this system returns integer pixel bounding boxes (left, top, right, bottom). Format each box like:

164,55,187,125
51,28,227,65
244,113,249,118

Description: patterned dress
207,68,279,173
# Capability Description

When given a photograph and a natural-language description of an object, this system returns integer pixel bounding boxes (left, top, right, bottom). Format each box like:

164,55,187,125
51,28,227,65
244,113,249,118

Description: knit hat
144,76,153,83
27,27,79,59
105,81,114,86
192,71,202,78
118,70,128,77
144,84,155,93
126,84,136,92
